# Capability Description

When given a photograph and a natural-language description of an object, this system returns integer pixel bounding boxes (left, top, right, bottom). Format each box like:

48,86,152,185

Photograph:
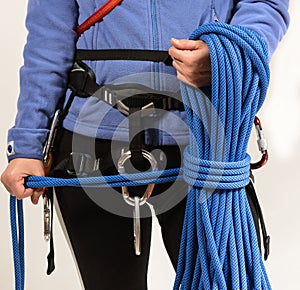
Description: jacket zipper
150,0,160,87
212,0,219,22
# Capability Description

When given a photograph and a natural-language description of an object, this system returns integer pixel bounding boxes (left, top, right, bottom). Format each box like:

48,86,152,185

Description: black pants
52,129,262,290
52,129,188,290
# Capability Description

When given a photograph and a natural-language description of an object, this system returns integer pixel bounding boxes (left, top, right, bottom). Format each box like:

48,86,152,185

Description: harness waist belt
75,49,173,65
68,60,184,114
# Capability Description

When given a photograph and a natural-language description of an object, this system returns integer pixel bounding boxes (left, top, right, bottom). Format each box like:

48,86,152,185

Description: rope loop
183,146,251,190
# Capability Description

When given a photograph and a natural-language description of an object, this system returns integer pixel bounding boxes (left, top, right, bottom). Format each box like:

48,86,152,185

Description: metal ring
117,149,158,206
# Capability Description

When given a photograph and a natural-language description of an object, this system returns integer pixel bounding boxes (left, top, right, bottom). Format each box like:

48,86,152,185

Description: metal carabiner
133,196,141,255
43,109,60,176
118,149,157,255
117,149,158,206
43,189,51,241
250,116,268,170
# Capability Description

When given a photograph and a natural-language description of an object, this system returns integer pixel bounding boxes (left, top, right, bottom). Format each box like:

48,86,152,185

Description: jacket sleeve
6,0,79,161
229,0,290,58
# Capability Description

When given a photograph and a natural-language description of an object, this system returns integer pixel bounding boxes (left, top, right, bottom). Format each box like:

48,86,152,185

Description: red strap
76,0,123,36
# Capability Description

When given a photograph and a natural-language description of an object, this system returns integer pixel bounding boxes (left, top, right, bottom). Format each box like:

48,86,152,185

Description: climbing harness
9,1,272,288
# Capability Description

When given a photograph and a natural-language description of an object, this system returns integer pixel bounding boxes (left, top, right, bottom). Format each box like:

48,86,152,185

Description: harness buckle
116,99,130,116
68,61,97,97
67,152,101,176
115,99,156,117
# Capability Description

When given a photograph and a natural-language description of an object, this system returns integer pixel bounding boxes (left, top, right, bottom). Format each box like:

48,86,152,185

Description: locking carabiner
117,149,158,255
250,116,268,170
117,149,158,206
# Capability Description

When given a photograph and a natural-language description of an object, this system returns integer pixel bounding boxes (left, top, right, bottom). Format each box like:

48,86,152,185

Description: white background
0,1,299,289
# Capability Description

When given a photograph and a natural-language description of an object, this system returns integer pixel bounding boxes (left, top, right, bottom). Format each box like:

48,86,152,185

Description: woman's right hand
1,158,45,204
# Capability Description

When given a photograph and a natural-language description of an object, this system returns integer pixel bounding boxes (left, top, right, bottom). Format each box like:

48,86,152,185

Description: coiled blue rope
10,22,271,290
173,22,270,289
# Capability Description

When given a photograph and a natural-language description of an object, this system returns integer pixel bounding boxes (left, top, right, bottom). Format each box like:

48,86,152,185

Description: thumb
170,38,200,50
31,187,44,205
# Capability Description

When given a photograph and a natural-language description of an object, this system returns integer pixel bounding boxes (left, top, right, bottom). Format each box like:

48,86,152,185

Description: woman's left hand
169,38,211,88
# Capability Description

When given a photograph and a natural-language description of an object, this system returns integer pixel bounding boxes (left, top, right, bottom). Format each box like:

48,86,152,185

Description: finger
2,177,25,198
175,71,192,86
168,46,185,63
169,46,199,65
16,187,35,200
172,59,196,83
171,57,183,71
31,188,44,205
170,38,201,50
176,67,212,88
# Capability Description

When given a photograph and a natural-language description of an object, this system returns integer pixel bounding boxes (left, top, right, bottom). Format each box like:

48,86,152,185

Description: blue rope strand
10,196,25,290
25,168,183,188
17,199,25,290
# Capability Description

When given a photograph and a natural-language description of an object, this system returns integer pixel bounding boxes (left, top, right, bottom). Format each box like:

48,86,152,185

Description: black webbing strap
75,49,173,65
45,187,55,275
246,178,270,260
128,107,145,167
67,61,184,113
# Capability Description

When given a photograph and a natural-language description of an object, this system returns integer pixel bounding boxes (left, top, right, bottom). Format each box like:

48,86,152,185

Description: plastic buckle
67,152,100,176
68,61,96,97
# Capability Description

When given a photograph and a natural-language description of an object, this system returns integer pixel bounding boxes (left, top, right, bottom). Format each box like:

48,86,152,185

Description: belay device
9,0,272,289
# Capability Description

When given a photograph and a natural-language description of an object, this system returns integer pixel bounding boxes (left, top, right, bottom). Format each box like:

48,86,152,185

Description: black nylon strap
246,178,270,260
46,187,55,275
128,107,146,168
68,66,184,113
75,49,173,65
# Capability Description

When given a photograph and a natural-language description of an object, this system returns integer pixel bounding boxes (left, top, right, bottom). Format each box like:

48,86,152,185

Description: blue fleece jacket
7,0,289,161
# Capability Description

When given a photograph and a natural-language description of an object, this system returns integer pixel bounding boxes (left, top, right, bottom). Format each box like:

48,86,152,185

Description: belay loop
173,23,271,289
